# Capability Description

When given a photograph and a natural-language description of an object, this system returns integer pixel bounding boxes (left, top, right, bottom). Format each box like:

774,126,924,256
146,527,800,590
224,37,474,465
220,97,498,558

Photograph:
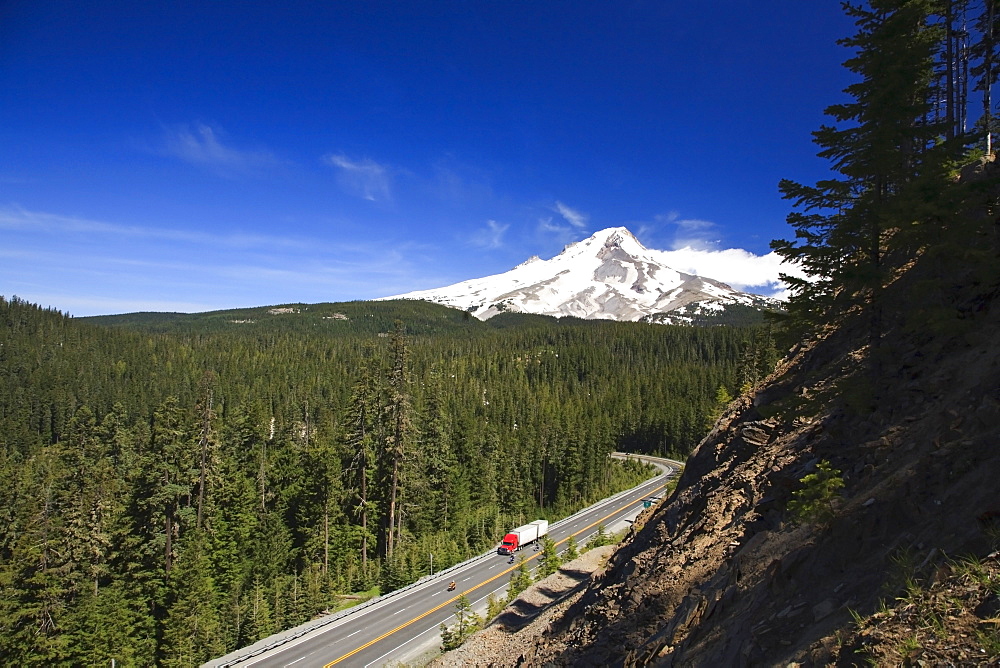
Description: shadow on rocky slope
509,253,1000,665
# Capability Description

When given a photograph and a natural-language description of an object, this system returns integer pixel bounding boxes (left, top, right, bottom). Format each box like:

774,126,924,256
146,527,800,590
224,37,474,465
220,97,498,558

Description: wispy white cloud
537,216,580,248
554,201,588,229
0,206,312,250
161,123,278,176
535,201,590,249
324,153,391,202
656,211,720,251
0,206,432,316
470,219,509,249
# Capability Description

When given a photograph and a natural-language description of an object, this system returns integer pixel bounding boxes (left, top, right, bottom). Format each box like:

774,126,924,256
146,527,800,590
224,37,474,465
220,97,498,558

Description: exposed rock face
436,271,1000,666
429,546,619,668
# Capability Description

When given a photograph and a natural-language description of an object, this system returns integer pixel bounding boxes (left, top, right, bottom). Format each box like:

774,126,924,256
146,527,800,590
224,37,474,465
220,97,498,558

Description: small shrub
564,535,579,561
507,556,533,599
787,459,845,524
537,536,562,578
439,595,482,651
587,524,610,548
485,592,506,621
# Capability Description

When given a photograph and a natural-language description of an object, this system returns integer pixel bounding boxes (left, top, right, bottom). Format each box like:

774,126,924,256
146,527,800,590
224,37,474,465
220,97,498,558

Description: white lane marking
364,583,510,668
250,465,676,667
364,637,410,668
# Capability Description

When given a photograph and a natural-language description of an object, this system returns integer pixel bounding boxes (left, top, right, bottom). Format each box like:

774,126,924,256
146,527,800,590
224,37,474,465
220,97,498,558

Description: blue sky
1,1,855,316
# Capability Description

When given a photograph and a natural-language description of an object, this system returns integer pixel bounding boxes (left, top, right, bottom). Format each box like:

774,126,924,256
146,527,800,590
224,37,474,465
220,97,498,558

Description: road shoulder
429,545,617,667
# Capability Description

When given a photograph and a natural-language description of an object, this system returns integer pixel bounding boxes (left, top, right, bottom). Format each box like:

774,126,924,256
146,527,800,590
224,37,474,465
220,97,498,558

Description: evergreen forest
0,296,773,665
773,0,1000,359
4,0,999,664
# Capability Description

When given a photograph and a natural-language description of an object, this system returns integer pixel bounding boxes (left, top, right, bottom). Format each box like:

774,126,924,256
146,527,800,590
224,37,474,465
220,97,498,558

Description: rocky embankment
437,273,1000,665
429,545,618,668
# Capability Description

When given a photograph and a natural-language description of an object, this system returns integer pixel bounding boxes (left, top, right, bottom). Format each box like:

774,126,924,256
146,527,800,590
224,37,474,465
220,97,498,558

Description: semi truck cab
498,533,520,555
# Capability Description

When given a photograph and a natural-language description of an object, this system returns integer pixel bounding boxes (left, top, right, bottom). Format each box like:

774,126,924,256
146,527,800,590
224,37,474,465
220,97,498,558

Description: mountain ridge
380,227,777,325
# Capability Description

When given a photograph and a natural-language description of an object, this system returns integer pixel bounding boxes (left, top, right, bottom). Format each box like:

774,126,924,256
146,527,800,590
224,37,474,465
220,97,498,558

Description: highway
206,453,680,668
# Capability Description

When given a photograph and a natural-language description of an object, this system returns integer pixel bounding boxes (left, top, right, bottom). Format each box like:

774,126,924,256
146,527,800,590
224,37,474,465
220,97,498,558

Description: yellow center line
323,478,669,667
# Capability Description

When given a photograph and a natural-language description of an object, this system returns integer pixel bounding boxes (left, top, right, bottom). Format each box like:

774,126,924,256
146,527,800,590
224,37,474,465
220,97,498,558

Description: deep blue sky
1,1,855,316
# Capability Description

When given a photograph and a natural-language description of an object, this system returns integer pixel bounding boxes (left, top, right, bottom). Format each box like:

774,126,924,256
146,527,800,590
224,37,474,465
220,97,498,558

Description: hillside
0,292,778,665
432,196,1000,665
82,298,744,336
80,299,484,336
527,293,999,666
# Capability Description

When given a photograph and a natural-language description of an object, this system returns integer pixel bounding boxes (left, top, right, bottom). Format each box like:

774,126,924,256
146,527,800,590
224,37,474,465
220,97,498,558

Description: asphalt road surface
206,453,680,668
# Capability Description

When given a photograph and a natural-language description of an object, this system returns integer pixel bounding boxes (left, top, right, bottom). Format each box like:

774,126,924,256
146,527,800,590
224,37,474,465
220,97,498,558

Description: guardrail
204,453,679,667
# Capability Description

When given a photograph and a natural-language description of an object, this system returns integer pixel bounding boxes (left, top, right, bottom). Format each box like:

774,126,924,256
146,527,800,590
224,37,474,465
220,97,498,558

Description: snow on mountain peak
599,226,640,248
378,227,775,324
515,255,542,269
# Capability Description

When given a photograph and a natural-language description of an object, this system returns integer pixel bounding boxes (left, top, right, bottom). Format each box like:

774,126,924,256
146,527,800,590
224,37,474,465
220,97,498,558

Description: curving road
206,453,681,668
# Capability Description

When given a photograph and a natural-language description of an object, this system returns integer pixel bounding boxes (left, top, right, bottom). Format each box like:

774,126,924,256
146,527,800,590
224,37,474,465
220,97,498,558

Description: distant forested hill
0,295,775,665
81,299,482,336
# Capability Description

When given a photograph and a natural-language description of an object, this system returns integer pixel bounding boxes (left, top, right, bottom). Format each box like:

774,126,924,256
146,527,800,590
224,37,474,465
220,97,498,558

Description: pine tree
971,0,1000,152
564,535,579,561
587,523,611,549
438,594,482,650
58,406,120,598
416,364,453,532
704,384,734,431
343,343,381,569
787,460,846,525
160,531,225,667
537,536,562,578
301,428,344,581
65,581,156,668
149,396,195,576
0,447,72,663
194,374,217,531
773,0,945,377
381,321,413,560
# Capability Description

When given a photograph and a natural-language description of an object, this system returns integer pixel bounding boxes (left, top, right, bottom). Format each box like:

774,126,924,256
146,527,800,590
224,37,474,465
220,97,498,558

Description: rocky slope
435,236,1000,665
430,546,619,668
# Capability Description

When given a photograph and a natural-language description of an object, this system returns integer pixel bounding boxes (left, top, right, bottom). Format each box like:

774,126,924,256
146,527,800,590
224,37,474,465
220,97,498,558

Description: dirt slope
429,545,618,668
437,271,1000,666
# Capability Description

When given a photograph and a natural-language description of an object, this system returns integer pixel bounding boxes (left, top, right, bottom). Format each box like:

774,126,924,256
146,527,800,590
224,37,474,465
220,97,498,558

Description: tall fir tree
343,343,382,571
160,530,225,667
773,0,946,376
381,321,413,560
971,0,1000,152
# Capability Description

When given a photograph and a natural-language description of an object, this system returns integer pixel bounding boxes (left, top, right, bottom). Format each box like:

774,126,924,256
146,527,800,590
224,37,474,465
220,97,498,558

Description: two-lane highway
206,454,680,668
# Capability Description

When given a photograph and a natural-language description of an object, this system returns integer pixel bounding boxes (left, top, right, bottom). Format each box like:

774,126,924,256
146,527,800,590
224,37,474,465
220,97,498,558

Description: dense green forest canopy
0,294,772,665
5,1,997,663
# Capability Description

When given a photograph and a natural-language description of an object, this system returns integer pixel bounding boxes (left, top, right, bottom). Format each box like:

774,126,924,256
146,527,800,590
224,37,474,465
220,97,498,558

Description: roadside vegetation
0,296,768,665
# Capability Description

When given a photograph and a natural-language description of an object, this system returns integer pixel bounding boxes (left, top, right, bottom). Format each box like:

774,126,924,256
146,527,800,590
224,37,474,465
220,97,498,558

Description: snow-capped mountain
380,227,776,324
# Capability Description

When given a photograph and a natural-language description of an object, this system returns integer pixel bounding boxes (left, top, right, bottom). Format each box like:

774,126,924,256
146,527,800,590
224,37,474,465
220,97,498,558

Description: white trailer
498,519,549,554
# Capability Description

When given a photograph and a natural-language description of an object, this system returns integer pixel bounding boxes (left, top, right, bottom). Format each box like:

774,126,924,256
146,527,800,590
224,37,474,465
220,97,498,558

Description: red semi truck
497,519,549,555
